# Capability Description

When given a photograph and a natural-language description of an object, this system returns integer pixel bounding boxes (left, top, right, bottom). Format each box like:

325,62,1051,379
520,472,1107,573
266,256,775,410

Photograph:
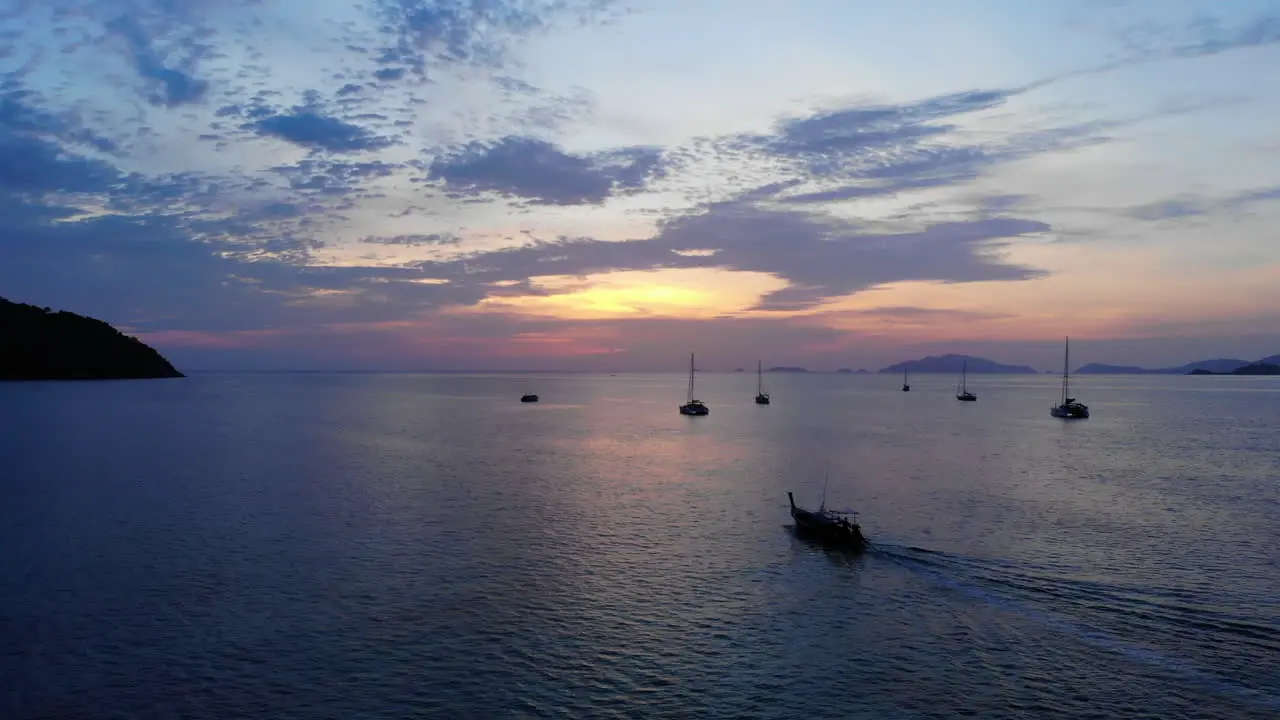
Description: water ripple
1,373,1277,718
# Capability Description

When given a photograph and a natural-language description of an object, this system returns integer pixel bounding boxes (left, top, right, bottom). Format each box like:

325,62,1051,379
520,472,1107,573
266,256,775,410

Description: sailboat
902,366,910,392
1050,336,1089,419
955,359,977,401
754,360,770,404
679,353,710,415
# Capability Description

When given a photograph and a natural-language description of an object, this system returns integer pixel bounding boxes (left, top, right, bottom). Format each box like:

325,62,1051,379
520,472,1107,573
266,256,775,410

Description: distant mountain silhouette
767,366,809,373
1074,363,1159,375
879,354,1037,374
1077,357,1268,374
1,297,183,380
1233,362,1280,375
1189,362,1280,376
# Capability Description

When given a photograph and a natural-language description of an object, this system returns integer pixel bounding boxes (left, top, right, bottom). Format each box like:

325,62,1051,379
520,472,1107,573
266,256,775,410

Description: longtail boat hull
787,492,868,551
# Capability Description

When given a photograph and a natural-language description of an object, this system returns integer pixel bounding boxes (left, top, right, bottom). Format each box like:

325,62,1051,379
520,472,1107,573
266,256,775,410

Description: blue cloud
710,87,1124,207
248,111,397,153
1125,186,1280,221
0,131,121,195
428,137,666,205
0,81,119,153
407,199,1049,310
1125,198,1207,221
763,89,1012,164
105,15,210,107
1114,13,1280,65
272,158,401,195
366,0,622,78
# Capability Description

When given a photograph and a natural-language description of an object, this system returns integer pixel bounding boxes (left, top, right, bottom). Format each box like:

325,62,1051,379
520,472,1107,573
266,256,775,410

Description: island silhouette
1,297,184,381
878,354,1038,374
1076,356,1280,375
1187,362,1280,376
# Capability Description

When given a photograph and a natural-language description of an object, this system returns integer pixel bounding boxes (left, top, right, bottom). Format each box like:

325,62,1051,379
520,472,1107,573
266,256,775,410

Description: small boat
1050,336,1089,419
902,366,910,392
956,359,977,401
520,393,538,402
754,359,770,404
788,491,867,550
679,353,709,415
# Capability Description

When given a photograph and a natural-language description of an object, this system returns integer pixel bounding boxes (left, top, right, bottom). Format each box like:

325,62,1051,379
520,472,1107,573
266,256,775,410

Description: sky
1,0,1279,372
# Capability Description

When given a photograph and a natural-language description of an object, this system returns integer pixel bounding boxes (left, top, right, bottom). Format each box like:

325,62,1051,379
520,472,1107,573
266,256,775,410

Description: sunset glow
4,0,1279,371
473,269,789,319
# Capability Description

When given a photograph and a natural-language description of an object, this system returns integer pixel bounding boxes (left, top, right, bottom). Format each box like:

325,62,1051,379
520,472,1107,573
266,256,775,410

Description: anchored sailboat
1050,337,1089,419
902,366,910,392
755,360,770,404
679,353,710,415
955,359,977,401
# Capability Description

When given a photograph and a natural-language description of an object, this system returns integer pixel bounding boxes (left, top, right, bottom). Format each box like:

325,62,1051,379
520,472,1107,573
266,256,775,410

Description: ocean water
1,371,1278,719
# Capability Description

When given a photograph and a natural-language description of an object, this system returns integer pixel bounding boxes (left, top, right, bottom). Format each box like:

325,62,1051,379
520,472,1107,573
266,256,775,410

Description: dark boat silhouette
1050,337,1089,419
787,491,867,551
520,393,539,403
956,359,977,401
754,359,770,404
679,352,709,415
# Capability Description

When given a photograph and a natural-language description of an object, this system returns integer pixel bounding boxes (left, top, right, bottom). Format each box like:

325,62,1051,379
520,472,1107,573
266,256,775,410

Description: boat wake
865,543,1280,714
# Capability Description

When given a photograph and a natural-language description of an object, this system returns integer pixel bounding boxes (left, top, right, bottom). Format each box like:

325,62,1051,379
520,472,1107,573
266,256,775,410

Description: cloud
847,306,1014,322
761,89,1013,164
701,85,1127,208
0,126,122,195
104,15,210,107
1124,185,1280,221
366,0,626,78
0,83,119,153
0,190,488,337
271,158,401,196
3,0,1275,373
1115,13,1280,65
250,110,397,153
427,137,666,204
1124,197,1207,221
361,233,462,246
409,199,1049,311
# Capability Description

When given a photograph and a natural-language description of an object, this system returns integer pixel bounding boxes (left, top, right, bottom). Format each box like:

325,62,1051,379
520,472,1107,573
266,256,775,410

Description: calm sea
2,371,1278,719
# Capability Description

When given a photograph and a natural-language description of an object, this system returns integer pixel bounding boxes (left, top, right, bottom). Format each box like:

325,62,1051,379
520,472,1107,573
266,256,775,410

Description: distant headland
1187,362,1280,376
879,354,1038,374
1,297,184,381
1076,355,1280,375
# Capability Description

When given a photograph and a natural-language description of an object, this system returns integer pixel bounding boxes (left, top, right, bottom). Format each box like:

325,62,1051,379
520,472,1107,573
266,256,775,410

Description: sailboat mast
688,353,695,402
821,462,830,511
757,359,763,394
961,359,967,393
1061,337,1070,403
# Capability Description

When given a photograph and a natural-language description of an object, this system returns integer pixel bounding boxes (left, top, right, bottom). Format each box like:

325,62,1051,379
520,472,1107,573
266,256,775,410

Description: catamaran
679,353,710,415
1050,336,1089,419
